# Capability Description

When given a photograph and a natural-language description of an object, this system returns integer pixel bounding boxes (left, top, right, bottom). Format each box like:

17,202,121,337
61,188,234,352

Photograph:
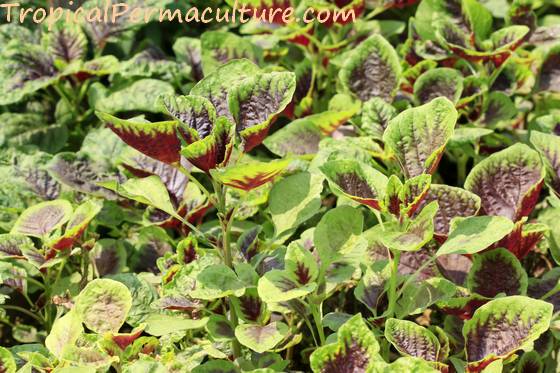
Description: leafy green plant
1,0,560,372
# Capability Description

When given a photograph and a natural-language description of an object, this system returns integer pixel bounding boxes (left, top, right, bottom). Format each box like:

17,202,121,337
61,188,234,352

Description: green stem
1,305,45,325
310,303,326,346
456,154,468,186
386,250,401,318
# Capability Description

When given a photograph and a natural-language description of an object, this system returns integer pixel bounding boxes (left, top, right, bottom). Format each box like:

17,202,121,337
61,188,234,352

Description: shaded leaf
11,200,72,238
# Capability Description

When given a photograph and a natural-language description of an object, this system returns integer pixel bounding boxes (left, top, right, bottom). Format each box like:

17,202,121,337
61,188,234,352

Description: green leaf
321,159,388,211
310,314,380,372
370,357,440,373
382,201,438,252
463,296,553,366
144,314,209,336
257,269,317,303
75,278,132,334
11,200,73,238
530,131,560,196
49,199,103,250
313,206,364,266
45,310,83,358
467,248,528,297
269,172,324,241
89,79,175,115
0,347,16,373
385,318,442,362
436,216,514,256
99,176,177,218
235,322,289,353
190,264,245,300
383,97,458,178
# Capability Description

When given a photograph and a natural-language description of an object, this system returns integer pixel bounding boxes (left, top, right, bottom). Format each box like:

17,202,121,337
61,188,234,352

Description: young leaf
75,279,132,334
234,322,289,353
384,318,441,362
517,351,543,373
436,216,514,256
190,264,246,300
0,347,16,373
463,296,553,367
320,159,388,210
228,71,296,151
467,248,528,298
310,314,380,372
11,200,73,238
465,144,544,221
340,34,401,102
495,219,548,259
257,269,317,303
414,67,464,104
200,31,261,75
383,97,458,178
361,97,396,139
50,199,103,250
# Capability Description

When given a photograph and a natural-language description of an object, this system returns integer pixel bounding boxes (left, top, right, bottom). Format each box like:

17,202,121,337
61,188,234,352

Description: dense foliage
1,0,560,372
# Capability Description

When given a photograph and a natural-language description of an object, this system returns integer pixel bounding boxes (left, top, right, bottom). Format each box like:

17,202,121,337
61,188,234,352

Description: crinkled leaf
414,68,464,104
384,318,441,362
436,216,514,256
361,98,396,140
417,184,481,237
463,296,553,366
75,278,132,334
229,71,296,151
310,314,380,373
465,143,544,221
339,34,401,102
173,36,203,81
11,199,72,238
200,31,261,75
467,248,528,298
384,97,457,178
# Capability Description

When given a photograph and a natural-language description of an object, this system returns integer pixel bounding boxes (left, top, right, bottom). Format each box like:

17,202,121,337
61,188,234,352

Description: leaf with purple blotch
200,31,262,76
49,199,103,251
467,248,528,298
537,44,560,93
385,318,443,363
190,59,261,120
321,159,388,210
339,34,401,103
463,296,552,369
229,71,296,151
0,234,35,260
494,218,548,259
234,322,289,354
384,97,458,178
310,314,380,373
361,97,396,140
478,92,517,128
465,143,544,221
210,159,292,191
354,260,391,315
11,200,72,238
97,112,181,165
414,68,464,105
415,184,481,238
